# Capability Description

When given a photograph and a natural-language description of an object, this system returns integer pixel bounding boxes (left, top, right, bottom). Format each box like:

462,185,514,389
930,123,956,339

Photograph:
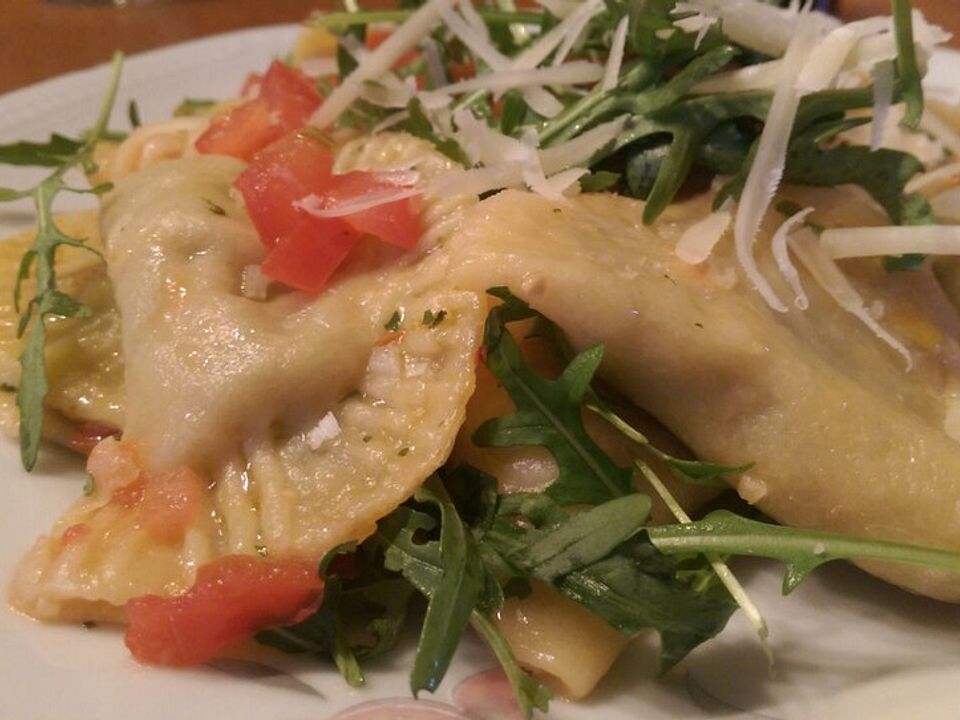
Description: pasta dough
11,146,483,620
446,187,960,601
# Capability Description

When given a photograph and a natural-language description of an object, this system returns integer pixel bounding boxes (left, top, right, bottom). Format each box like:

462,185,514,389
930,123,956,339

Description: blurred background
1,0,957,96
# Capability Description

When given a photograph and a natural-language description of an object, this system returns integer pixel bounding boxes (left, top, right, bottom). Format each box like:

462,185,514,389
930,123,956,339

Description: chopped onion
789,227,912,369
734,10,821,313
307,412,342,450
602,16,629,92
821,225,960,258
310,0,458,129
770,206,812,310
675,199,733,265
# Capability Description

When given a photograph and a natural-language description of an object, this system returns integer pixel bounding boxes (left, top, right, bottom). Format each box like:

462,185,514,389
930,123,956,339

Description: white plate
2,26,960,720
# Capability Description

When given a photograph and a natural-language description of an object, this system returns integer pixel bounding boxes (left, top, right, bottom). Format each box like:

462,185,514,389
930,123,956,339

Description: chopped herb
255,544,268,557
204,199,226,216
398,447,411,457
384,309,403,331
421,308,446,327
173,97,217,117
127,99,141,129
83,474,96,496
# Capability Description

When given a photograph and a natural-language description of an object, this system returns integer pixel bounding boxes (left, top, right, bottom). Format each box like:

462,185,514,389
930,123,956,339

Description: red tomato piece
325,172,423,250
125,555,324,667
260,60,322,130
235,132,336,247
261,217,361,293
195,98,282,161
139,467,205,545
239,71,264,100
195,61,321,160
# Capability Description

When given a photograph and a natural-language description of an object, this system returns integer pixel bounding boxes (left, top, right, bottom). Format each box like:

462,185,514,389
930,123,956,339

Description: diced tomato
139,467,205,545
195,60,321,160
449,60,476,82
125,555,324,667
325,172,423,250
195,98,281,161
239,71,264,100
260,217,361,293
235,132,336,247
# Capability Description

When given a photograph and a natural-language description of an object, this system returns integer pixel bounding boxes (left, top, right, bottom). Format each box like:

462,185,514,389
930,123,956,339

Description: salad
3,0,960,716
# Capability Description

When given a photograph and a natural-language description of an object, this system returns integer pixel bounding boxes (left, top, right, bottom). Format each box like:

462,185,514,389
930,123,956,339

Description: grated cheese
551,0,603,66
310,0,458,129
602,16,629,92
770,206,812,310
904,161,960,193
539,116,627,174
870,60,896,151
420,62,604,102
733,9,821,313
789,227,912,369
674,199,733,265
931,187,960,222
691,60,784,94
821,225,960,258
296,186,422,219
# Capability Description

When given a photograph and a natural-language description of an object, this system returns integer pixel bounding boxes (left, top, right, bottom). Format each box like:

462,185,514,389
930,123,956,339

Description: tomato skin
234,132,336,247
125,555,324,667
260,217,361,293
195,61,321,160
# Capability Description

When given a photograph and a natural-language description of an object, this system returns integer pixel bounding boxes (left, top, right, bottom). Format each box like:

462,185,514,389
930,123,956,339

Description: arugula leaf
891,0,923,128
586,395,752,486
473,288,635,505
173,98,218,117
647,510,960,594
481,491,736,671
377,498,551,717
408,478,486,696
2,53,123,470
0,134,84,167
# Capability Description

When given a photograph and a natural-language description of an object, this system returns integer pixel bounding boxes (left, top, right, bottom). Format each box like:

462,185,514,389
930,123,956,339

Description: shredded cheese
310,0,458,129
870,60,896,151
674,199,733,265
602,16,629,92
789,227,912,369
420,62,604,102
821,225,960,258
905,161,960,193
733,9,821,313
770,206,812,310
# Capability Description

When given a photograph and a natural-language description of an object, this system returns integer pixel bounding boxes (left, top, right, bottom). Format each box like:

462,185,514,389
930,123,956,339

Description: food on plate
4,0,960,714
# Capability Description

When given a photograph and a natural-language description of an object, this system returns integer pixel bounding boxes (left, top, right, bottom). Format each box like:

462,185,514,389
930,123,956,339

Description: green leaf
474,288,635,505
0,187,30,201
647,510,960,594
0,134,84,167
586,396,751,486
501,494,652,581
173,98,218,117
578,170,621,192
408,478,485,696
11,52,123,471
128,99,142,129
891,0,923,128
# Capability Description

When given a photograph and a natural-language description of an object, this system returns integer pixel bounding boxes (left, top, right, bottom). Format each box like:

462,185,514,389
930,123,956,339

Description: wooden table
2,0,958,96
0,0,328,95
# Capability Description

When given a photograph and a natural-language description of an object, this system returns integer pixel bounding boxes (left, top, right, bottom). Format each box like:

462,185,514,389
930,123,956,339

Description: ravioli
11,145,483,621
446,187,960,602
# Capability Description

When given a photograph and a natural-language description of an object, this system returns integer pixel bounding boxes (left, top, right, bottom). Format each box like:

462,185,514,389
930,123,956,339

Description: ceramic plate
2,25,960,720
